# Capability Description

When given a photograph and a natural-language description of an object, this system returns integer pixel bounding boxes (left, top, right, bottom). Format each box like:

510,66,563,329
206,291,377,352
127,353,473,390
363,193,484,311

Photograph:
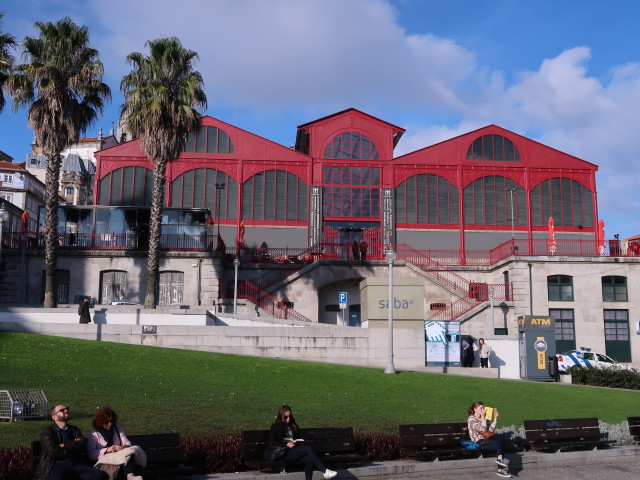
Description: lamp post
509,188,516,240
489,285,495,334
215,182,226,238
233,256,240,315
385,248,397,374
0,202,8,267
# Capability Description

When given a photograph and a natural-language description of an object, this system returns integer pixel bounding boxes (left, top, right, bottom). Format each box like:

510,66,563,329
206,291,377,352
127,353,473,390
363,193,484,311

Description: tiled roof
0,161,26,171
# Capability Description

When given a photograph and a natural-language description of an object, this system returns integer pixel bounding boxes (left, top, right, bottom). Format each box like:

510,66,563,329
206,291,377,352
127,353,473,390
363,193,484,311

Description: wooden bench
628,417,640,442
524,418,613,452
398,423,482,461
32,432,195,480
241,427,368,472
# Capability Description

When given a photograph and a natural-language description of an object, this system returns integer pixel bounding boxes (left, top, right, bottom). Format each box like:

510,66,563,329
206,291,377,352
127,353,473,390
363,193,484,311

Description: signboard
339,291,347,309
425,321,461,366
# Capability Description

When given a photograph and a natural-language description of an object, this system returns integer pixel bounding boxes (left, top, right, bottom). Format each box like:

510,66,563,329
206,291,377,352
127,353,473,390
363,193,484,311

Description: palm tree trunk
144,160,168,308
43,153,62,308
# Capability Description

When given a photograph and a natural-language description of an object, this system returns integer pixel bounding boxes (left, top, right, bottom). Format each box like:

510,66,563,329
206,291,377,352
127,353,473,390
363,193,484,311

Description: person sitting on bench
467,401,511,478
264,404,337,480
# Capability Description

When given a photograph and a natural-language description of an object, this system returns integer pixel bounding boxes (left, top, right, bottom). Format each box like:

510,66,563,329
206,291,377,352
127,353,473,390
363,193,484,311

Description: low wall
0,309,521,378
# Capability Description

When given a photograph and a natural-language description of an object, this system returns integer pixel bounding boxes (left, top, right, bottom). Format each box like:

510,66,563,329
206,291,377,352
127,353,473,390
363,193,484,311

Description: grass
1,331,639,449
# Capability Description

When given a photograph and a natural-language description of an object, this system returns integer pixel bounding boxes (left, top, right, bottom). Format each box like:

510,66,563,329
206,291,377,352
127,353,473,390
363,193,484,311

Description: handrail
237,281,310,322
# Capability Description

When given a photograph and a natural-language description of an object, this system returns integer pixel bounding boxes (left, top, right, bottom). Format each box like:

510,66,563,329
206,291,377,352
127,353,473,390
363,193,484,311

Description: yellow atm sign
518,315,555,329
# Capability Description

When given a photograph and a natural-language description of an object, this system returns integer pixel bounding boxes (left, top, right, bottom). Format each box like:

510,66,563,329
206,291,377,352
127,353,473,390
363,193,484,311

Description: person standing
264,404,337,480
478,338,492,368
359,239,368,261
461,336,476,367
78,297,91,324
33,404,107,480
351,239,360,260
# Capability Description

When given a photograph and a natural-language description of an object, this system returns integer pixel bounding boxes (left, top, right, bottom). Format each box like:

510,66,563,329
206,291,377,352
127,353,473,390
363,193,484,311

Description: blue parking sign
339,291,347,308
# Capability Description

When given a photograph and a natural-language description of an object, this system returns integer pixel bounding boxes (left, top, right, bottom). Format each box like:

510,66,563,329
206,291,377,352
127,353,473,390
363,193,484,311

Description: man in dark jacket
33,404,107,480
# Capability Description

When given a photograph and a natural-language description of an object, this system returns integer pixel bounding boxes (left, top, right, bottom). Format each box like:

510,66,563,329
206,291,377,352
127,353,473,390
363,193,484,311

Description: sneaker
496,468,512,478
495,458,508,468
323,469,338,479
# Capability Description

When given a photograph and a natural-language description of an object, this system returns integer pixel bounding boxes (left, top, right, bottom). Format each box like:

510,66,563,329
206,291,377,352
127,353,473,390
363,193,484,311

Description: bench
524,418,613,452
628,417,640,442
32,432,195,480
241,427,368,472
398,423,482,461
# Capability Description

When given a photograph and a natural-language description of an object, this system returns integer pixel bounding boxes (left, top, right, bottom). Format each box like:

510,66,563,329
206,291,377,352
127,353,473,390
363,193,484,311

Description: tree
0,12,16,112
6,17,110,307
120,37,206,308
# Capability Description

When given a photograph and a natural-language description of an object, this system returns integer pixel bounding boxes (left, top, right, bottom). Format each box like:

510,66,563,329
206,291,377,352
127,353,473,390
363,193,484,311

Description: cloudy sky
2,0,640,239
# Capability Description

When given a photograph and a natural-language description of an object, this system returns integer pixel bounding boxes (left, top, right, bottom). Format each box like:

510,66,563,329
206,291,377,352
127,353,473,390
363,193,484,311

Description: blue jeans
283,445,327,480
475,433,505,457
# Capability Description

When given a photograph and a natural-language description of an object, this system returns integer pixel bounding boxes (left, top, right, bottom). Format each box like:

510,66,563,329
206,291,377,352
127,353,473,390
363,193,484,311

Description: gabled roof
394,124,597,170
0,161,26,171
297,107,405,135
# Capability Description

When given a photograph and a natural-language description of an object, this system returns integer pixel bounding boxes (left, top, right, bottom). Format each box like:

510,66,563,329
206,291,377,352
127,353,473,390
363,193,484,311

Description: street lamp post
233,256,240,315
215,182,226,238
489,285,495,333
0,202,8,268
385,248,397,374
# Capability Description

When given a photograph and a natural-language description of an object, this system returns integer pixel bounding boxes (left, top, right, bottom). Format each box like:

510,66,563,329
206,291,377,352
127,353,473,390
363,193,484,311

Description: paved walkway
182,446,640,480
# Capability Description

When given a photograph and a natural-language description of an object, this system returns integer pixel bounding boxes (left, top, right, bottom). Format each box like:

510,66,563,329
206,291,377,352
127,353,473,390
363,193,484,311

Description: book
284,438,304,443
484,406,496,422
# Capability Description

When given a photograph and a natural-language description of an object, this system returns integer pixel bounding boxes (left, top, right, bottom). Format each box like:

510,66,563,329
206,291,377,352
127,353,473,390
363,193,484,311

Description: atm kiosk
518,315,557,381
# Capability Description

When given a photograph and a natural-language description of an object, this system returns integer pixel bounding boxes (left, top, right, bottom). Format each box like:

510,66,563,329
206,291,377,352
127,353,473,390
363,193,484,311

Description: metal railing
235,281,310,322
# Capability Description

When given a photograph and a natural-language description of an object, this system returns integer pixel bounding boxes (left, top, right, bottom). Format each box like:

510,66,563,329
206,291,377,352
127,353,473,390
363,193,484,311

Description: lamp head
385,249,397,263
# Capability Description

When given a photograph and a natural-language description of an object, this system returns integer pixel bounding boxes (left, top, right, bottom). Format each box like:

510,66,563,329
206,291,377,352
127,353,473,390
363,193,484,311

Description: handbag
268,447,288,461
478,430,496,439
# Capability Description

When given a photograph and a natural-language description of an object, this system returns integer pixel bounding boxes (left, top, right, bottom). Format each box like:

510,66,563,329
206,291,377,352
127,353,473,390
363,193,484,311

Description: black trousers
283,445,327,480
50,459,107,480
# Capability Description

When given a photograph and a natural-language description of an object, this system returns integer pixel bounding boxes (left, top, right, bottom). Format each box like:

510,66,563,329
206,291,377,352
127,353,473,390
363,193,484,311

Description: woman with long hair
264,405,337,480
478,338,492,368
467,401,511,478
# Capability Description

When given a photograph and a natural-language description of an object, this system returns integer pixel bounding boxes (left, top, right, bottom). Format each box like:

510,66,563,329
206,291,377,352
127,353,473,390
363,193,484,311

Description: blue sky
2,0,640,239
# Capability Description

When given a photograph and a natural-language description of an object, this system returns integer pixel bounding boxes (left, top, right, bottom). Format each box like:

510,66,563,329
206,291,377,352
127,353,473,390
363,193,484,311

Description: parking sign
339,291,347,309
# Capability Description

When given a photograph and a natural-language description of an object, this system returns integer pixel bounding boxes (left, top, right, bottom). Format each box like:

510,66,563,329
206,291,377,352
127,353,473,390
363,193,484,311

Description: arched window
171,168,237,220
531,178,593,227
100,270,127,304
323,132,379,159
547,275,573,301
242,170,308,221
463,176,526,226
158,271,184,305
184,125,235,153
99,167,153,206
602,276,627,302
466,134,521,162
395,174,459,225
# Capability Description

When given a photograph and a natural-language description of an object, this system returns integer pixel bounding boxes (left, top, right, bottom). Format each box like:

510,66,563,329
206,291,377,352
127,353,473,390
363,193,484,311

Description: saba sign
360,277,424,322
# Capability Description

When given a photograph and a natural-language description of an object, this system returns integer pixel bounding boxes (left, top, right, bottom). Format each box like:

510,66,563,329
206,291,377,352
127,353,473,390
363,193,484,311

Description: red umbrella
236,221,245,250
597,219,605,255
548,217,557,255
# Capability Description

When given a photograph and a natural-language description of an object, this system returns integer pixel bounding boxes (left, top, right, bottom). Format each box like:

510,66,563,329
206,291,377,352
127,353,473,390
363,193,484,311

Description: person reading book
264,404,337,480
467,401,511,478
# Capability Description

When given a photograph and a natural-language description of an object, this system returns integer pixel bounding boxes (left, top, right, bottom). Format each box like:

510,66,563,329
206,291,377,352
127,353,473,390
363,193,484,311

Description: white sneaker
323,469,338,479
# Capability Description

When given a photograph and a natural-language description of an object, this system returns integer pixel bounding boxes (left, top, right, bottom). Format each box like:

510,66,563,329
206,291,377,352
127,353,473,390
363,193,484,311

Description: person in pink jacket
87,406,143,480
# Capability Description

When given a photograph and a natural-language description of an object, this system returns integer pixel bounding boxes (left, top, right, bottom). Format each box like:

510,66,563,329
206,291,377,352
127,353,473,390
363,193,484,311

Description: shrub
354,432,400,460
0,446,31,480
570,366,640,390
181,434,243,473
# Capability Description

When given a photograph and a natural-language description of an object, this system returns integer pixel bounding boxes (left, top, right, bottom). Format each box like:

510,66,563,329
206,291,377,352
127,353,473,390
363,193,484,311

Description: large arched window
242,170,308,221
395,174,459,225
184,125,235,153
463,176,526,226
99,167,153,206
171,168,237,219
530,178,593,227
466,134,521,162
323,132,379,159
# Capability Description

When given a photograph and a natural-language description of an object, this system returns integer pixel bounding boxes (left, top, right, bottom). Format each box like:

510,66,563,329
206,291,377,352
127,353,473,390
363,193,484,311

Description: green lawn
1,331,639,448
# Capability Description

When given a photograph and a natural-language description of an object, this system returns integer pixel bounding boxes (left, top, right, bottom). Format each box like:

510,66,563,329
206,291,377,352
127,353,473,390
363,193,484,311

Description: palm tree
120,37,206,308
6,17,110,307
0,12,16,112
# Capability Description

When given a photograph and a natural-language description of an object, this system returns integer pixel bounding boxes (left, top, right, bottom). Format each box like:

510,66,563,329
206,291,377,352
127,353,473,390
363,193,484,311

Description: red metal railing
236,281,310,322
427,297,478,321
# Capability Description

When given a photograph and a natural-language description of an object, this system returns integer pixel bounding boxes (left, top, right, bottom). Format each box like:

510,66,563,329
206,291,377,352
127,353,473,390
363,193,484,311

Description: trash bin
547,356,559,381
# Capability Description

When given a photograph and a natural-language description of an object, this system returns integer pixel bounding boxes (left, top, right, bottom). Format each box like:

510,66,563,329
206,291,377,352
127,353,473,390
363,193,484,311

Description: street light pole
0,202,8,268
233,256,240,315
489,285,495,334
385,248,397,374
215,182,226,238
